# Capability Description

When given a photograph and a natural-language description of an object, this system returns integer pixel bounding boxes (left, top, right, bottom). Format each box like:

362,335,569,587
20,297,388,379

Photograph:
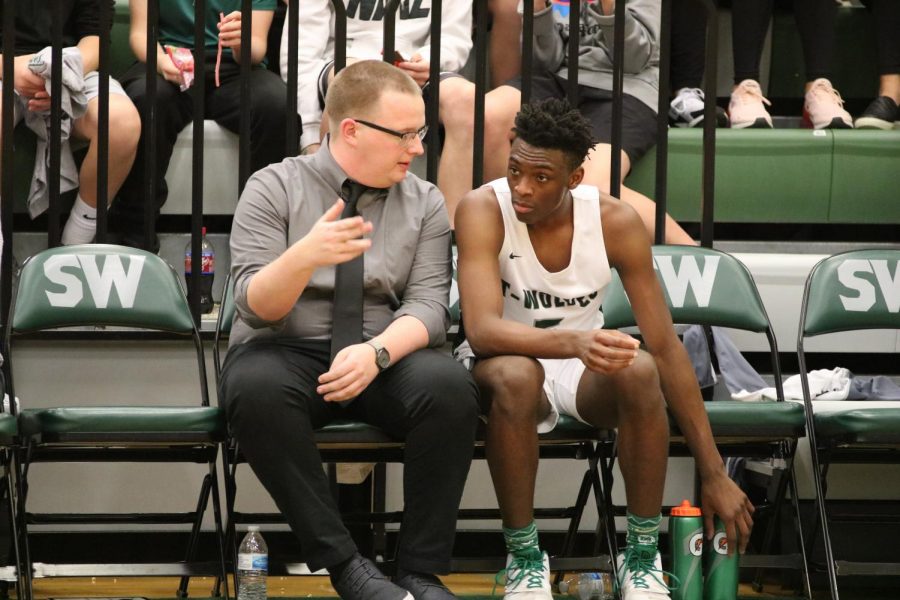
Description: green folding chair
5,244,228,597
602,245,811,596
797,249,900,600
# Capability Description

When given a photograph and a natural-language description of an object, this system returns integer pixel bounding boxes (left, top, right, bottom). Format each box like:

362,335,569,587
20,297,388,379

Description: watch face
375,348,391,369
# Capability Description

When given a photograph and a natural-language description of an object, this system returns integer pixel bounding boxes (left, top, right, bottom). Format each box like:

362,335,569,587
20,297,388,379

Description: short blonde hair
325,60,421,127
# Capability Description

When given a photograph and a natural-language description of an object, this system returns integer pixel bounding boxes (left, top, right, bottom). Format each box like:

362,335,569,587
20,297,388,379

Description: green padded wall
829,130,900,224
626,128,834,223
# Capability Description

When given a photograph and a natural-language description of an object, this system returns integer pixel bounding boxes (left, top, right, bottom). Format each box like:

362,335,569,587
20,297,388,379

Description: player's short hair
512,98,597,170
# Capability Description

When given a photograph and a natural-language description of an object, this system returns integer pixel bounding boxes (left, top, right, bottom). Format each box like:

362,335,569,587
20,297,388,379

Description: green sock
503,521,542,560
626,512,661,559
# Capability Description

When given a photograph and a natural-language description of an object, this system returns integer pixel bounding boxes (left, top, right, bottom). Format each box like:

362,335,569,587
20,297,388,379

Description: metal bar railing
331,0,347,73
654,0,673,244
48,2,63,247
285,0,299,157
238,0,252,193
143,0,159,254
698,0,718,248
96,0,112,243
188,0,208,322
472,0,489,189
425,0,442,183
566,0,580,106
1,0,16,363
520,0,534,105
382,0,400,69
609,0,626,200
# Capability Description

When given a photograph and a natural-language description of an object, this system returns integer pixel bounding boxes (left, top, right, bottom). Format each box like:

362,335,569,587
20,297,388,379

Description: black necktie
330,180,367,361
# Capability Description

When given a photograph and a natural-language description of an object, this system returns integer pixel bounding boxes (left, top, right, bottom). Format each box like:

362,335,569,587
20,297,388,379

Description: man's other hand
701,469,755,556
301,199,373,268
396,53,430,87
317,343,379,402
578,329,639,374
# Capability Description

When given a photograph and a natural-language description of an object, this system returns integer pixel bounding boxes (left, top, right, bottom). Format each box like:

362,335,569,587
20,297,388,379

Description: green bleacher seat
813,407,900,445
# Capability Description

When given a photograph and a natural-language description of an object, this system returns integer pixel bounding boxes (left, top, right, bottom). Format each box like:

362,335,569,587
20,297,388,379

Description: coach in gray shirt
220,61,478,600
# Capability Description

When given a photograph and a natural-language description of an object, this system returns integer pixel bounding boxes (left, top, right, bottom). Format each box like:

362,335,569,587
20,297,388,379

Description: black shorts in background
505,71,658,165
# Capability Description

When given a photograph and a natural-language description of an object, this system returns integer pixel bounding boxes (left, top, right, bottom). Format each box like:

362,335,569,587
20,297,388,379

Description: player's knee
476,357,543,417
612,352,664,414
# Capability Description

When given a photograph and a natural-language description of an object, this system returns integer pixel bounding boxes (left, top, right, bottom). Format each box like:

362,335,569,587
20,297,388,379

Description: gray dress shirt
229,139,452,349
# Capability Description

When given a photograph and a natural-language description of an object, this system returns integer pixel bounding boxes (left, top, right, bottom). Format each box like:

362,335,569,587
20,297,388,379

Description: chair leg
596,442,619,564
552,452,595,587
4,453,26,600
14,446,33,600
214,442,239,599
807,443,839,600
177,471,213,597
752,447,793,592
787,463,813,600
208,452,231,600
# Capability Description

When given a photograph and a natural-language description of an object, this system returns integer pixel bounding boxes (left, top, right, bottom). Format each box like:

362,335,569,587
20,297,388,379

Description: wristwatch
364,339,391,372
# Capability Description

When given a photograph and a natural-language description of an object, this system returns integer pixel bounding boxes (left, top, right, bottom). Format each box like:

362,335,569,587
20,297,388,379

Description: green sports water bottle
704,517,739,600
670,500,703,600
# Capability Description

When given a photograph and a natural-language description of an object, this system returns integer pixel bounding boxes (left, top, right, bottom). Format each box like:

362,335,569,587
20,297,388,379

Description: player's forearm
466,317,583,360
654,346,726,478
77,36,101,73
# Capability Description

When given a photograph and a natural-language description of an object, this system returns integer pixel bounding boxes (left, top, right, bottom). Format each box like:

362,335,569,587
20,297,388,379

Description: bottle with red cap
670,500,703,600
184,227,215,314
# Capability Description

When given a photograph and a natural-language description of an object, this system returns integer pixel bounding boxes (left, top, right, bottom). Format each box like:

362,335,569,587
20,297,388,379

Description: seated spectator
221,60,478,600
280,0,471,156
455,99,753,600
0,0,141,245
440,0,695,244
727,0,852,129
113,0,288,252
855,0,899,129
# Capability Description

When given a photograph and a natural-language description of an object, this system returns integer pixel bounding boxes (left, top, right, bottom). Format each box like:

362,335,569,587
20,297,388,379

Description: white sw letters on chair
653,255,720,308
43,254,146,309
837,259,900,313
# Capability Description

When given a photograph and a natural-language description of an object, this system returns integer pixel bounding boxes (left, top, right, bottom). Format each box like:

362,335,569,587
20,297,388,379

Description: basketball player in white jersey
454,99,754,600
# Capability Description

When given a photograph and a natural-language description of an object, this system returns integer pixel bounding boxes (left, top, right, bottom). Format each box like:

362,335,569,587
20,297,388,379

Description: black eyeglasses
354,119,428,147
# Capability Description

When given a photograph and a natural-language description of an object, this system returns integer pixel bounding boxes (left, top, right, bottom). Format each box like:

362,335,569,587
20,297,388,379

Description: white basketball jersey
456,178,612,360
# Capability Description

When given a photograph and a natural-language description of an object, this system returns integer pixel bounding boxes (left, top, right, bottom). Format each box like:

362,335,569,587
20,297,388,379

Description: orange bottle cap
670,499,702,517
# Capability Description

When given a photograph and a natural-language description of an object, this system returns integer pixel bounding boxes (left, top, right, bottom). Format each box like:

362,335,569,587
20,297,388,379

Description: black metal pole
1,0,17,362
382,0,400,67
472,0,488,188
426,0,442,183
521,0,534,105
49,1,63,247
609,0,625,200
331,0,347,73
567,0,580,106
190,0,208,323
654,0,672,245
699,0,718,249
238,0,252,193
96,0,111,243
286,0,299,156
144,0,159,252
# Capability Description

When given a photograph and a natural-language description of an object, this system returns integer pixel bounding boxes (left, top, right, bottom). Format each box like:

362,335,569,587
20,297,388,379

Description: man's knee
475,356,544,418
108,96,142,149
420,361,480,427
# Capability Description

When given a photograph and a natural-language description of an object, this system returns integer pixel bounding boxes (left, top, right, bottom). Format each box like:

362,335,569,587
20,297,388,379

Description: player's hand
700,468,755,556
396,53,430,87
318,343,379,402
217,11,244,49
299,198,373,268
578,329,639,374
13,55,46,98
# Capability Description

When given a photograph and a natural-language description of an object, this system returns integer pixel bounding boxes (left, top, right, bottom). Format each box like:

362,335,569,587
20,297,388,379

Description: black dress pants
219,338,479,574
113,54,290,250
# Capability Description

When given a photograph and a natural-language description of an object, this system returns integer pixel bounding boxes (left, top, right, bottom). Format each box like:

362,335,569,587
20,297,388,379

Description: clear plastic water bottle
184,226,215,314
558,572,614,600
237,525,268,600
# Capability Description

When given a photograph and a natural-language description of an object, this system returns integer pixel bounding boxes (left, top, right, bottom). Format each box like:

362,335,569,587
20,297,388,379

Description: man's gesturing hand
578,329,640,374
302,199,373,268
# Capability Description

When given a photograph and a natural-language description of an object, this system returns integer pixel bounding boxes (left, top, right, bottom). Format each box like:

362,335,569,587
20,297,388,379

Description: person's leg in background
794,0,852,129
855,0,900,129
210,60,289,173
728,0,775,128
112,62,193,252
668,0,728,128
437,78,521,227
65,76,141,245
488,0,523,89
